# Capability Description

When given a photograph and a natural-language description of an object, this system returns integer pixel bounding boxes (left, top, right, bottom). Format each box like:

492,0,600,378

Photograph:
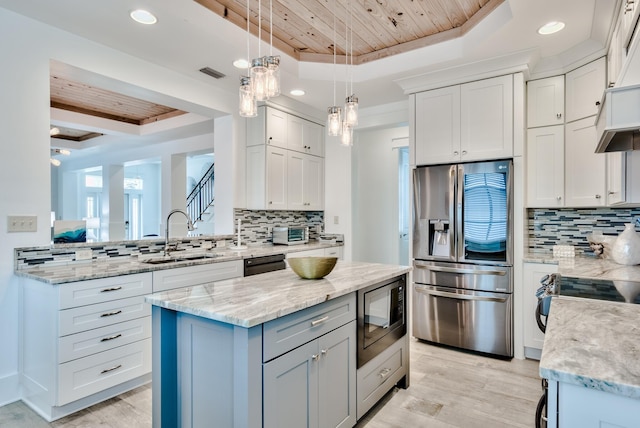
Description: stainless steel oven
357,276,406,368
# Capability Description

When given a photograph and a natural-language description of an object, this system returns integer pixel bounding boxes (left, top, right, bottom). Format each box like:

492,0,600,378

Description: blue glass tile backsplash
527,207,640,255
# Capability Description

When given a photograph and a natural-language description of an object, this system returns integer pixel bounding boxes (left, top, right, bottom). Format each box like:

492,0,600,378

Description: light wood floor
0,339,541,427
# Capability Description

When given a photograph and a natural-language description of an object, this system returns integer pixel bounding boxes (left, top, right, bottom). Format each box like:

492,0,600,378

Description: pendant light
239,0,257,117
265,0,280,97
344,0,358,127
327,0,342,137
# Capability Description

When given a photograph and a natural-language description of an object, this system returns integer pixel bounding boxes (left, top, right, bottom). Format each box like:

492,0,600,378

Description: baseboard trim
0,372,20,407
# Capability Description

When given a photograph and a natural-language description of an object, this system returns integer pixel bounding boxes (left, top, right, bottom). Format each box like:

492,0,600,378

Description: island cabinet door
318,321,356,428
264,340,319,428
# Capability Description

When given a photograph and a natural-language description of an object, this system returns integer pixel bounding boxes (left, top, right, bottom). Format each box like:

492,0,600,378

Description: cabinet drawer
356,337,407,419
59,316,151,363
59,273,152,310
152,260,243,292
263,293,356,362
59,296,150,336
57,338,151,406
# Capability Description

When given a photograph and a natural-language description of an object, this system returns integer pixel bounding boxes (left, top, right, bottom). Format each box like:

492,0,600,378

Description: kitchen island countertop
523,252,640,283
145,260,411,327
539,296,640,400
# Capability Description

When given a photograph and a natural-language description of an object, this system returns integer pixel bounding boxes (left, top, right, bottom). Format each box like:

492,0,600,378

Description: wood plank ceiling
195,0,504,64
50,67,187,142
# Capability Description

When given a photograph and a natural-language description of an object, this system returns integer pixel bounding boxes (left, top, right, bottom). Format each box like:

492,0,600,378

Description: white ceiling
0,0,620,158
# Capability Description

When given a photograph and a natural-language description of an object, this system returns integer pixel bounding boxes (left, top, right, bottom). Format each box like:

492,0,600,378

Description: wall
351,124,409,264
0,7,239,406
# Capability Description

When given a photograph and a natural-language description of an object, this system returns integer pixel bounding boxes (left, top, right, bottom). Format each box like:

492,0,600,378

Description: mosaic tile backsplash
15,209,325,269
528,208,640,255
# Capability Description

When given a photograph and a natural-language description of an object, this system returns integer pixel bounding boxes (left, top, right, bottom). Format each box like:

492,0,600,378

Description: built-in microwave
357,276,406,368
272,226,309,245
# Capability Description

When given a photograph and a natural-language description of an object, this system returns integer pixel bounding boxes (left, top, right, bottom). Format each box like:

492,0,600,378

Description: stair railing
187,163,215,222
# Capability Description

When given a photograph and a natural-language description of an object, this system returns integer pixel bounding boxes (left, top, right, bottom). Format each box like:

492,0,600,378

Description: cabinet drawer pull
100,333,122,342
100,364,122,374
311,315,329,326
379,367,392,379
101,286,122,293
100,310,122,318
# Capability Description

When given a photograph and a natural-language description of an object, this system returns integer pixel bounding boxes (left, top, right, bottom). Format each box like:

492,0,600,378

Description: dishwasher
243,253,286,276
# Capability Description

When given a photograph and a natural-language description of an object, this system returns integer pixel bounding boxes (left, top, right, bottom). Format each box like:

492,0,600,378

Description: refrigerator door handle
448,165,457,260
415,285,509,303
456,164,464,261
414,263,507,276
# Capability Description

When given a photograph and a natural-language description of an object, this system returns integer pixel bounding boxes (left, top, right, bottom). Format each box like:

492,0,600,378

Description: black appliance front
357,276,406,368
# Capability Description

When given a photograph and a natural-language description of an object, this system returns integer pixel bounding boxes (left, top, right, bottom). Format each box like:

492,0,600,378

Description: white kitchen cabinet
263,293,357,428
565,57,606,123
414,75,513,165
21,273,153,421
549,381,640,428
527,75,565,127
248,105,325,156
288,114,324,157
526,126,565,207
287,151,324,211
414,85,461,165
460,74,514,161
523,263,557,359
564,117,606,207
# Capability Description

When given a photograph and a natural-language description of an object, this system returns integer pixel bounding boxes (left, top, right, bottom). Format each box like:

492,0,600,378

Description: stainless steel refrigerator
412,159,514,357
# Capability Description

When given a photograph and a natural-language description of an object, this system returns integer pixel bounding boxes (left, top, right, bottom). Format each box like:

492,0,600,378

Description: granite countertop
524,252,640,282
539,296,640,399
15,241,343,284
145,261,411,328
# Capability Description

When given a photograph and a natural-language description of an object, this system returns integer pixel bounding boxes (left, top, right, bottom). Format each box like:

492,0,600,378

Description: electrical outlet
216,240,226,248
7,215,37,232
75,249,93,261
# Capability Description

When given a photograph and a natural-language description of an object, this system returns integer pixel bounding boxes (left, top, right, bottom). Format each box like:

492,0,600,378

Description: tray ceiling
195,0,504,64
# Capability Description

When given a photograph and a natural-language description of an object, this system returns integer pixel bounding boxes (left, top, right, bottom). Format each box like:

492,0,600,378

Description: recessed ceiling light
290,89,305,96
233,59,250,69
538,21,565,35
130,9,157,25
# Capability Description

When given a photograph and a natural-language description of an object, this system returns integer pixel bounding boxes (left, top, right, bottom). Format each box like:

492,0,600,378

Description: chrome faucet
165,209,195,255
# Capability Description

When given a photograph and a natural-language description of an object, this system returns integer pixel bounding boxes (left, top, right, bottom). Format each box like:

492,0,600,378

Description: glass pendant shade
327,106,342,136
344,95,359,126
250,57,269,101
265,55,281,98
340,122,353,146
239,77,257,117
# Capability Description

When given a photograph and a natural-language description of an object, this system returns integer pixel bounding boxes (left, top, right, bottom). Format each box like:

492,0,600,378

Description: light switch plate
7,215,37,232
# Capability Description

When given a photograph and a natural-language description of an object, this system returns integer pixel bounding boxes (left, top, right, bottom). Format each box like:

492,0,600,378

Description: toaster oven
272,226,309,245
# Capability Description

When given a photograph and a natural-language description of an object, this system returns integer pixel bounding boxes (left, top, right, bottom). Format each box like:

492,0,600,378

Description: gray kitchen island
145,260,411,428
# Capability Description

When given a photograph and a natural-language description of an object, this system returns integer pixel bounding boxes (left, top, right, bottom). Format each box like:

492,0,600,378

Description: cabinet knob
311,354,320,361
461,150,467,155
557,196,562,201
269,201,273,205
321,349,328,356
595,194,601,199
268,137,272,144
556,113,562,119
609,191,616,195
595,101,601,106
453,151,459,156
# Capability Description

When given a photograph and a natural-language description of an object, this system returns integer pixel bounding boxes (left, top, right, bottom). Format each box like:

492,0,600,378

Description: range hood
595,84,640,153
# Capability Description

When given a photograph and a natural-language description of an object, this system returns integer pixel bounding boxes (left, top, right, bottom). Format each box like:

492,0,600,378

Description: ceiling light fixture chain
327,0,342,137
340,0,353,146
239,0,279,117
344,0,358,129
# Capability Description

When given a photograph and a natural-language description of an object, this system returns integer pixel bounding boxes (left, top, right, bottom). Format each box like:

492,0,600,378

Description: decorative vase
611,223,640,266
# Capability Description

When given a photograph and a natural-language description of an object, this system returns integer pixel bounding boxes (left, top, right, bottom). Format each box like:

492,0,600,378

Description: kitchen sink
140,253,217,264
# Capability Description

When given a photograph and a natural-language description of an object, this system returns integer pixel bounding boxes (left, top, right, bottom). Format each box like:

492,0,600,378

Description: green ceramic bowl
288,256,338,279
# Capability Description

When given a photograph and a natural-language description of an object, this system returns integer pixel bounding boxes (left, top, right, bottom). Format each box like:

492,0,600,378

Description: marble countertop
145,261,411,328
539,296,640,399
15,241,342,284
524,252,640,283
